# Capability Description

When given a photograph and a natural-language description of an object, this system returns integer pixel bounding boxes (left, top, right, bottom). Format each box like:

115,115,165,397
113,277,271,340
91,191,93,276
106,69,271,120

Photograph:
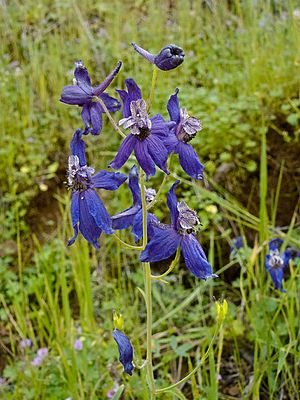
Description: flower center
145,187,156,204
269,250,284,269
177,201,200,234
67,155,94,191
119,99,151,139
176,108,202,143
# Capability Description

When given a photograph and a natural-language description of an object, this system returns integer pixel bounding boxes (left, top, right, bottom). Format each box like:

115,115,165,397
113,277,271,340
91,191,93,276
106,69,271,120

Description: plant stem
94,97,126,138
151,247,180,280
147,66,158,111
155,322,221,393
140,169,156,395
112,233,143,250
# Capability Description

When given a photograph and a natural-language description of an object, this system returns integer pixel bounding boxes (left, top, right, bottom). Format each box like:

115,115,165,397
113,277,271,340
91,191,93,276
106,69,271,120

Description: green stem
147,66,158,111
147,154,172,211
140,169,156,395
94,97,126,138
151,247,180,280
155,322,221,393
112,233,143,251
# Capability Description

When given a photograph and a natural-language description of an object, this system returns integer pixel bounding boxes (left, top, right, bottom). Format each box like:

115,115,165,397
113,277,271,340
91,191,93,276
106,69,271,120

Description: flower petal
68,191,79,246
112,205,140,230
181,235,216,280
132,210,159,242
78,192,102,248
150,114,170,137
93,61,122,96
177,142,204,180
128,165,141,205
70,129,86,166
116,78,142,118
167,180,180,227
134,140,156,178
167,88,180,123
89,102,103,135
163,133,179,154
85,188,113,234
60,85,89,105
268,238,283,252
74,60,93,94
81,104,91,133
91,170,127,190
146,136,169,174
109,134,137,169
140,225,181,262
112,329,134,376
99,93,121,112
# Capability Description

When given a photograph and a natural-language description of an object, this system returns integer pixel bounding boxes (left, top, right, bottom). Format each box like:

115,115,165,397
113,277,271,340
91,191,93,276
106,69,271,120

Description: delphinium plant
60,43,224,397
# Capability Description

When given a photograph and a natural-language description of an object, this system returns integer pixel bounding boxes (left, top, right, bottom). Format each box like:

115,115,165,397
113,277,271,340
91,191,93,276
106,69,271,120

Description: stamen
67,155,94,191
119,99,151,139
177,108,202,143
269,250,284,269
177,201,200,233
145,188,156,204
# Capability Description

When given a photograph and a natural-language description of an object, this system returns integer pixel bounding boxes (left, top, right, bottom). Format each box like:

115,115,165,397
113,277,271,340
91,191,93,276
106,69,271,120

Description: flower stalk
140,169,156,394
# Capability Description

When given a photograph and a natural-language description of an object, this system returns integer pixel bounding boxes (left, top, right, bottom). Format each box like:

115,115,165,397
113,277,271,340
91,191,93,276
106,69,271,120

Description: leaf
111,385,125,400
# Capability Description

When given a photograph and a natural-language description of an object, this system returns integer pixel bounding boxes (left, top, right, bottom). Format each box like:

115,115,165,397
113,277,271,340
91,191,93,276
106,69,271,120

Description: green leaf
111,385,125,400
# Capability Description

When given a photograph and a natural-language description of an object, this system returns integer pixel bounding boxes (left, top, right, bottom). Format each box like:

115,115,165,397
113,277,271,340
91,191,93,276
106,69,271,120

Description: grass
0,0,300,399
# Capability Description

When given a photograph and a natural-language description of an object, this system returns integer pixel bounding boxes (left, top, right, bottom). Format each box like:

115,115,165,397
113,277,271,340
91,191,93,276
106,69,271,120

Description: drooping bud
131,42,185,71
154,44,185,71
112,329,134,376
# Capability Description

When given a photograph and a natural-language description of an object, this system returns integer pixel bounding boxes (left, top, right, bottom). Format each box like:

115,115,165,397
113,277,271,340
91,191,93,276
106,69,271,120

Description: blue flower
164,88,204,180
60,61,122,135
112,329,134,376
230,236,244,254
265,239,292,293
68,129,127,248
140,181,217,280
112,165,159,241
109,79,174,177
131,43,185,71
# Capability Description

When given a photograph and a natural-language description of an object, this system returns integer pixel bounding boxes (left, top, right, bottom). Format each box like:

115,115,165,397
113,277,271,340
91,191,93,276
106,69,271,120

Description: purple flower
164,88,204,180
20,338,32,349
68,129,127,248
73,339,83,351
141,181,217,280
31,347,48,366
112,329,134,376
131,43,185,71
265,239,292,293
112,165,159,241
109,79,173,177
60,60,122,135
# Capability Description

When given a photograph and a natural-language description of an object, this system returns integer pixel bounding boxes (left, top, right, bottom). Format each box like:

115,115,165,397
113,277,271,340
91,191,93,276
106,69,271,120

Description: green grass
0,0,300,399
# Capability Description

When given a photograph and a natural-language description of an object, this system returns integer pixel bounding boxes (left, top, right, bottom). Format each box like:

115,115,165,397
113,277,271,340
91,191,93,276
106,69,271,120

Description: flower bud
113,311,124,331
154,44,185,71
215,299,228,322
131,42,185,71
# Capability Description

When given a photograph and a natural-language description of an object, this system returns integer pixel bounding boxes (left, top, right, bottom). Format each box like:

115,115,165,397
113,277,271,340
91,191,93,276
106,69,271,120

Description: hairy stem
94,97,126,138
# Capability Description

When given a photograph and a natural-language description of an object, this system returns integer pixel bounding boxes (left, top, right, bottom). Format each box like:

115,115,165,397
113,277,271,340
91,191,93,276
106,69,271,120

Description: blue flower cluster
60,44,216,376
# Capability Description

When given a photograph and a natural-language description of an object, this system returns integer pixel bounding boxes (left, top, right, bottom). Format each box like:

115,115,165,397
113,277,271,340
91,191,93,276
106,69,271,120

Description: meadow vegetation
0,0,299,399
